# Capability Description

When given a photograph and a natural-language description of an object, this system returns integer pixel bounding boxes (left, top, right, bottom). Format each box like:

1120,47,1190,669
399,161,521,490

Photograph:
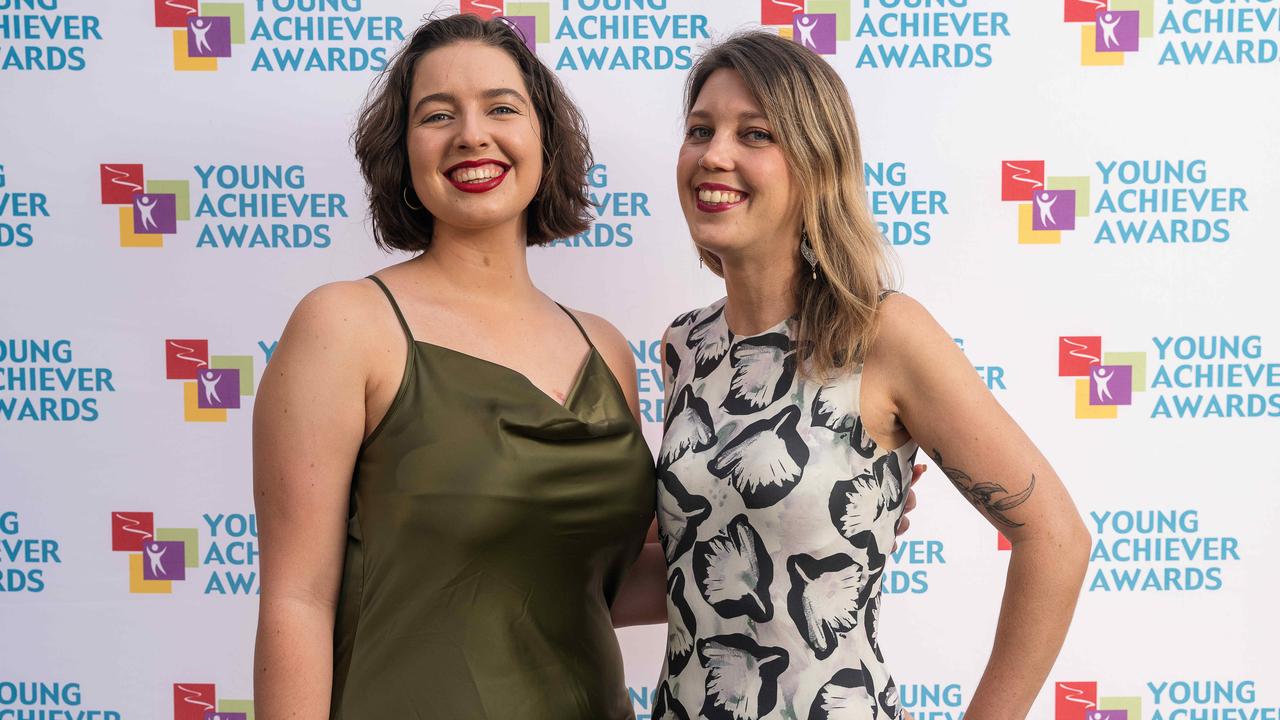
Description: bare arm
253,283,374,719
872,295,1091,720
574,312,668,628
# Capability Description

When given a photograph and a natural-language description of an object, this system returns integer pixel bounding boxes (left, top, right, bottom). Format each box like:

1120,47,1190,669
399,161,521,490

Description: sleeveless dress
655,297,918,720
329,276,656,719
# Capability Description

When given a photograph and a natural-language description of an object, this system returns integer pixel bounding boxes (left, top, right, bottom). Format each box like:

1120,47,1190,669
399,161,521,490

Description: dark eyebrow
686,109,770,123
411,87,530,118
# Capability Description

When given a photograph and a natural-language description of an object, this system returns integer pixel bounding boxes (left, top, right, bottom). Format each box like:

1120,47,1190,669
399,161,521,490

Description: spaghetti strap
555,303,595,349
367,275,415,343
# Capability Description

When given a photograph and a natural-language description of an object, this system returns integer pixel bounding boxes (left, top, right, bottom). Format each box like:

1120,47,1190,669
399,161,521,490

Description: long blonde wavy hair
685,31,898,379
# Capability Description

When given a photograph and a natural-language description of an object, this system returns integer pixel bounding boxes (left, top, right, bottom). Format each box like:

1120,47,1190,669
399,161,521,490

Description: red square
1065,0,1107,23
100,164,145,205
1001,161,1045,202
1059,337,1102,377
761,0,802,25
155,0,200,28
461,0,503,19
1055,682,1097,720
166,339,209,380
997,531,1012,551
111,512,154,552
173,684,216,720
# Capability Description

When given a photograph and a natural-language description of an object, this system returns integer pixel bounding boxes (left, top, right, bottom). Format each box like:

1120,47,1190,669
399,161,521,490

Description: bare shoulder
563,307,634,369
271,279,397,378
871,292,951,354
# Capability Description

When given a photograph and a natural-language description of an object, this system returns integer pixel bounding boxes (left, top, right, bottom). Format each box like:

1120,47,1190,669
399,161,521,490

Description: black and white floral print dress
655,298,918,720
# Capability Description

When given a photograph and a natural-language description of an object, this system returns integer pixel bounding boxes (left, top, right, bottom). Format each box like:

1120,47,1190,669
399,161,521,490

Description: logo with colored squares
1058,336,1148,419
99,164,192,248
1064,0,1153,66
1001,161,1091,245
173,683,253,720
151,0,246,71
461,0,550,52
1056,682,1142,720
760,0,851,55
165,339,256,422
111,512,200,594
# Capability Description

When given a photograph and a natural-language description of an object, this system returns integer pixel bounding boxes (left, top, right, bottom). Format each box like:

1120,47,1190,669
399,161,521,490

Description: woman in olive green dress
251,15,658,719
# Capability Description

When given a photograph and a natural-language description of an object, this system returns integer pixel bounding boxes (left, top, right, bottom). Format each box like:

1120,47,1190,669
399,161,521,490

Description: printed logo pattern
99,164,192,248
1001,160,1091,244
152,1,247,71
760,0,849,55
462,0,551,52
111,512,199,594
172,682,253,720
1063,0,1153,66
1055,681,1142,720
1058,336,1148,419
164,339,255,422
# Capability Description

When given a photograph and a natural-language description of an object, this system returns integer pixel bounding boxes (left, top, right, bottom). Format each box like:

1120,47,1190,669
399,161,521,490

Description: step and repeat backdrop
2,0,1278,718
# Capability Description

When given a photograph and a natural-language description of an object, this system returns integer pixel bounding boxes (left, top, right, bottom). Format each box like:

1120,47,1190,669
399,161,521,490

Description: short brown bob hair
352,13,593,252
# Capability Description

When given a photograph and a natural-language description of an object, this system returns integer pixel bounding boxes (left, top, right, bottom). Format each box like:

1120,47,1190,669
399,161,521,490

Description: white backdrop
2,1,1278,718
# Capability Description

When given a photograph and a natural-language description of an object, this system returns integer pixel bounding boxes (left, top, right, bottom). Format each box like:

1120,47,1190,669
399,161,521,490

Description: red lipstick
445,158,511,194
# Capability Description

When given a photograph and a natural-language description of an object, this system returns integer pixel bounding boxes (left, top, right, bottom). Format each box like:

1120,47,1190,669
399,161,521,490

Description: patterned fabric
656,298,918,720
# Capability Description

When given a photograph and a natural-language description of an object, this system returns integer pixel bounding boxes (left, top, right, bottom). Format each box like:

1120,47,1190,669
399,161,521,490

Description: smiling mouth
695,184,748,213
445,160,511,193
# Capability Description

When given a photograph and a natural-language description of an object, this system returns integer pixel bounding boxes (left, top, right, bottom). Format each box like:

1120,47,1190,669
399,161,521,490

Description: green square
1104,351,1147,392
201,3,246,44
1110,0,1154,37
507,2,550,43
218,700,254,720
211,355,255,396
807,0,851,41
146,180,191,221
1047,176,1091,217
155,527,200,568
1100,696,1142,718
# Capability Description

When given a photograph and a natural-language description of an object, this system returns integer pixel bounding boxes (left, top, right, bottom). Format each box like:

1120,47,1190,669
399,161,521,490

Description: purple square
196,368,241,409
205,714,248,720
1090,364,1133,406
1086,712,1128,720
141,540,186,581
187,16,232,58
793,13,837,55
1095,10,1140,52
132,193,177,234
501,16,537,52
1031,189,1076,231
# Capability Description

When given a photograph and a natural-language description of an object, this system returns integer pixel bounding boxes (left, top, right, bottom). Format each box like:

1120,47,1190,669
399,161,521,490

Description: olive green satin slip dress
329,276,656,719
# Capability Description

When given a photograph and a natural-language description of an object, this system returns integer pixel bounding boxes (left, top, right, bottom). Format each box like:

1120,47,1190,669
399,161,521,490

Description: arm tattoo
930,449,1036,529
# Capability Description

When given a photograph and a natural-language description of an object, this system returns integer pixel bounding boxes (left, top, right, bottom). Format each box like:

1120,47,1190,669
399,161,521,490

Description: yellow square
1081,24,1125,66
173,30,218,71
778,26,793,40
129,553,173,594
118,207,163,248
184,382,227,422
1017,204,1061,245
1075,378,1117,419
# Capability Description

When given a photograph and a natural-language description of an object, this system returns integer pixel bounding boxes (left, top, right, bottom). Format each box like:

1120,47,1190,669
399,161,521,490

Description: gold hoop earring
402,186,422,210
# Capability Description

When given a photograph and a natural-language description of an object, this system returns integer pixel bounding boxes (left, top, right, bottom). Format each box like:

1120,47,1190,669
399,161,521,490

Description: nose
699,130,734,173
455,108,491,151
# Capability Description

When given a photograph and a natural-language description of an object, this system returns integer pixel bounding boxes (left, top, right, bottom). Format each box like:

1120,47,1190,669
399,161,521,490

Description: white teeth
451,164,504,183
697,189,744,204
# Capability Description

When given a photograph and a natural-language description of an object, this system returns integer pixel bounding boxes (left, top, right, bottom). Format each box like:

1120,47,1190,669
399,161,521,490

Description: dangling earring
699,255,704,269
800,229,818,280
402,186,422,210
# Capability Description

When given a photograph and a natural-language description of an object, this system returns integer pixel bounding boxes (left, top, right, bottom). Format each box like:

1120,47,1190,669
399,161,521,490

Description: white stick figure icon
1035,192,1059,227
146,542,168,577
796,15,818,50
1094,367,1114,402
199,369,222,406
136,196,159,231
1099,12,1121,49
191,18,214,54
